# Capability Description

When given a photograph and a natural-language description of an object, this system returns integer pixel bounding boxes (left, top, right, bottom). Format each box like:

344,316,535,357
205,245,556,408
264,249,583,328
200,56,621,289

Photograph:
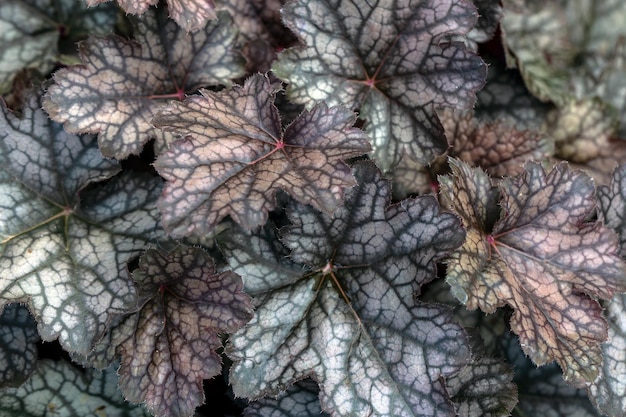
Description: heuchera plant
2,0,626,416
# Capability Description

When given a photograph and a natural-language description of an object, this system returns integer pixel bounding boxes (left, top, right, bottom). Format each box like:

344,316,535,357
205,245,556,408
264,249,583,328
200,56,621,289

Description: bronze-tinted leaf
153,73,371,237
440,158,626,385
44,7,244,158
91,246,253,417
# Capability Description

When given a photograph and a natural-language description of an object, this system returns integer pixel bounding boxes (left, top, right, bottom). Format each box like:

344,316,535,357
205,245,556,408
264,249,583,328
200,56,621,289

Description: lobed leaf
0,304,39,388
0,0,117,94
0,90,164,355
589,164,626,416
273,0,486,170
225,161,469,417
499,333,601,417
153,73,371,237
244,379,329,417
44,7,245,158
0,359,149,416
86,0,217,32
447,357,517,417
92,246,253,417
440,158,626,385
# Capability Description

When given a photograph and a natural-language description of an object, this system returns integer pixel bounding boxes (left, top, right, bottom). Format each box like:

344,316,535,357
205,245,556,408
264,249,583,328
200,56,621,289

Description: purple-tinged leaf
0,359,149,416
153,73,371,237
273,0,486,170
94,246,252,417
0,90,164,355
44,7,245,158
440,158,626,385
224,161,468,417
0,304,39,388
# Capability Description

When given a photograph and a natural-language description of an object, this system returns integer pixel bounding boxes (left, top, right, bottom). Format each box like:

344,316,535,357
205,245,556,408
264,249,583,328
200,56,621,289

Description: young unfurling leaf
153,73,371,237
273,0,486,170
440,158,626,385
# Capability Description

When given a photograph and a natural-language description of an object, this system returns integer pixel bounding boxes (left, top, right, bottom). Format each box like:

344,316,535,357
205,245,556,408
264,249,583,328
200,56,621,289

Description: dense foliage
1,0,626,416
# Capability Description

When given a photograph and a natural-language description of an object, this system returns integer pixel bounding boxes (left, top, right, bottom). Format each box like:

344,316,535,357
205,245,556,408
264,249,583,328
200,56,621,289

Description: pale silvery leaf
0,360,149,416
44,7,245,158
273,0,486,170
224,161,469,417
244,380,329,417
590,165,626,416
0,0,117,94
0,90,164,355
0,304,39,388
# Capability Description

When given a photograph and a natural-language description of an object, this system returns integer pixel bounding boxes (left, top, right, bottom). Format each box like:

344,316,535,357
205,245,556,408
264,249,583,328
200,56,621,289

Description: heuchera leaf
440,158,626,385
0,0,117,94
244,379,329,417
224,161,469,417
447,357,517,417
0,304,39,388
589,164,626,416
439,108,553,178
86,0,217,32
43,7,245,158
153,73,372,237
498,333,601,417
273,0,486,170
0,0,58,94
0,359,149,416
546,99,626,186
0,90,164,355
501,0,626,135
91,246,253,417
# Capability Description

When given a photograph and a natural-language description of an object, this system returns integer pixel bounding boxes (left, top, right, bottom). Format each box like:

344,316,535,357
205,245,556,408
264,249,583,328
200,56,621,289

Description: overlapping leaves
590,164,626,417
0,304,39,388
223,161,469,417
0,90,164,355
273,0,486,170
85,246,252,417
44,6,245,158
0,359,149,416
86,0,217,32
440,158,626,385
153,74,371,237
0,0,117,94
